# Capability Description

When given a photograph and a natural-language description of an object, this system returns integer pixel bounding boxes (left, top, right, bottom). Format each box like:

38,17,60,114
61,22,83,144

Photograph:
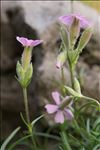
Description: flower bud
70,17,80,49
77,27,93,51
16,61,33,88
64,86,82,98
56,51,67,69
74,77,81,94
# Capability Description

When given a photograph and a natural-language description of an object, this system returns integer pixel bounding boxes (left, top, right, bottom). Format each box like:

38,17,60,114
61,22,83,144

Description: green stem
23,88,30,124
61,67,66,96
82,96,100,109
31,133,37,150
69,64,75,89
61,67,65,86
23,88,37,150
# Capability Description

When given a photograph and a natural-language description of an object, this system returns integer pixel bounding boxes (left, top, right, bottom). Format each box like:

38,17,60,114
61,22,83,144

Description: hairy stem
23,88,30,124
69,64,75,89
23,88,37,149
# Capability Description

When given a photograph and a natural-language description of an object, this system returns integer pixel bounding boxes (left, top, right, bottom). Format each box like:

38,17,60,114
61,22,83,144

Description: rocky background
1,1,100,140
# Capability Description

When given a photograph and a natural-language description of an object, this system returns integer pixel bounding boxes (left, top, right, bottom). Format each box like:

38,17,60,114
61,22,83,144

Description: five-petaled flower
45,91,73,124
59,13,91,28
16,36,43,47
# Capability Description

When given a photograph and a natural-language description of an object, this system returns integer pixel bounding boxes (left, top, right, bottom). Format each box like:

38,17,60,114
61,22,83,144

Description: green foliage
2,12,99,150
64,86,82,98
1,127,20,150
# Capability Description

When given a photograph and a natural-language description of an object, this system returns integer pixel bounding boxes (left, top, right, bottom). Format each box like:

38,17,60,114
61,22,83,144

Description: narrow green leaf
20,112,29,128
86,118,91,134
1,127,20,150
92,144,100,150
60,131,72,150
8,135,31,150
59,146,64,150
31,115,44,127
34,132,60,141
93,118,100,130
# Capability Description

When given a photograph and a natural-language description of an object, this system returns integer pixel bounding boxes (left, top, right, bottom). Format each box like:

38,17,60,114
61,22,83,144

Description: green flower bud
64,86,82,98
74,77,81,94
16,61,33,88
56,51,67,69
77,27,93,51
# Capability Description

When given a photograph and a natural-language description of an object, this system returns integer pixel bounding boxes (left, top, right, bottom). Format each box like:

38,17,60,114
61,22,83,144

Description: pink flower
45,91,73,124
56,61,62,69
59,13,91,28
16,36,43,47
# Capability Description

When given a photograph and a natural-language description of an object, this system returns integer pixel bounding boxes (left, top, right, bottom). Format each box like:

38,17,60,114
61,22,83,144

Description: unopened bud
16,61,33,88
64,86,82,98
74,77,81,94
77,27,93,51
56,51,67,69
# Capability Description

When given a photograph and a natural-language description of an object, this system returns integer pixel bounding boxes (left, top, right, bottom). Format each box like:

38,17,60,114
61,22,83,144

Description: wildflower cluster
45,14,100,124
1,13,100,150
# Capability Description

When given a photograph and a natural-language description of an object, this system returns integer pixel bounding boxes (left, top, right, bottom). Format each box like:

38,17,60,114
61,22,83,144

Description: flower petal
30,40,43,47
16,37,43,47
54,110,64,123
45,104,58,114
59,14,91,28
64,108,74,120
59,15,73,26
16,37,28,46
75,14,91,28
52,91,61,105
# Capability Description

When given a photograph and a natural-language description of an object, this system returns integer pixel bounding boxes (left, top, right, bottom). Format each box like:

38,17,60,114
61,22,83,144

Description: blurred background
1,0,100,141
